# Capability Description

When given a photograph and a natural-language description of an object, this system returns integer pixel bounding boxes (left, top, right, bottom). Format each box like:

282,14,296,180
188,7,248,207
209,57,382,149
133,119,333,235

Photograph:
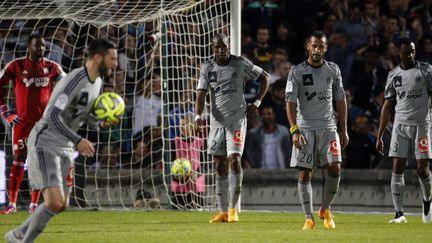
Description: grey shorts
389,122,432,159
207,118,247,156
290,127,342,169
27,146,75,191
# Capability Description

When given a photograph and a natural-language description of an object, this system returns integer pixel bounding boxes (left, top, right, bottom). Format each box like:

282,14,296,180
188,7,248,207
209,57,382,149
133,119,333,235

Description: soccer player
0,34,65,214
376,37,432,224
285,30,348,230
195,33,270,223
4,38,118,243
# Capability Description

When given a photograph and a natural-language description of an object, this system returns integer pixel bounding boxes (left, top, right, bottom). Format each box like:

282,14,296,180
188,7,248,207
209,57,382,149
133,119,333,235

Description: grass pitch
1,210,431,242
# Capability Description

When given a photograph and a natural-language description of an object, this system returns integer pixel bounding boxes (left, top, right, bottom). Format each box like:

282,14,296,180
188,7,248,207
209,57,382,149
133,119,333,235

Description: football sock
229,169,243,209
31,190,41,205
391,173,405,212
322,172,340,210
418,173,432,201
216,175,229,212
9,161,25,203
22,205,56,242
298,181,313,219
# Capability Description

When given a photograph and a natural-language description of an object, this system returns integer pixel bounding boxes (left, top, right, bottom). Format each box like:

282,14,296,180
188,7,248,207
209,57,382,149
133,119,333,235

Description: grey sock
14,213,35,238
419,173,432,201
298,181,313,219
229,169,243,209
391,173,405,212
216,175,229,212
22,205,56,243
322,172,340,210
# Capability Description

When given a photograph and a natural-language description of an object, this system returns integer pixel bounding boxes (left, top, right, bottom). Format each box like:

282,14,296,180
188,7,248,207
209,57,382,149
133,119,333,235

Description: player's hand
376,138,384,156
246,103,259,114
99,120,119,128
194,117,204,134
76,138,95,157
339,130,349,149
1,108,21,127
292,132,306,150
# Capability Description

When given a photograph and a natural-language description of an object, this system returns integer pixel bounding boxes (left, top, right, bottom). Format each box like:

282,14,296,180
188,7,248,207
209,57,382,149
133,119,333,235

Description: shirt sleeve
241,56,263,81
196,63,209,91
332,65,345,101
384,73,396,100
0,61,15,106
423,63,432,93
285,66,298,103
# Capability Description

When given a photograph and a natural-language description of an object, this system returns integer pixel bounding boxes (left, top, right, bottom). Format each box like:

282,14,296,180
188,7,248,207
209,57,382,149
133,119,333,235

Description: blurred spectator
345,115,381,168
270,61,292,84
322,11,339,37
270,48,288,73
378,41,398,72
417,35,432,64
245,106,291,169
365,84,385,133
363,0,380,46
345,88,365,127
379,14,405,44
272,23,303,64
132,126,162,169
242,0,282,38
244,25,273,71
261,78,289,127
169,90,194,139
327,28,356,85
410,0,432,28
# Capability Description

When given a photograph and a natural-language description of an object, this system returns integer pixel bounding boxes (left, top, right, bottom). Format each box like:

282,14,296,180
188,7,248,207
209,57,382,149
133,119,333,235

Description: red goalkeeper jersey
0,57,64,122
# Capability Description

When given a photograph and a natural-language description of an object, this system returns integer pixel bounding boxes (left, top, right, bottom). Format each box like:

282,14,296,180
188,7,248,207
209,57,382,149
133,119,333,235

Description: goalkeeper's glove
0,105,21,127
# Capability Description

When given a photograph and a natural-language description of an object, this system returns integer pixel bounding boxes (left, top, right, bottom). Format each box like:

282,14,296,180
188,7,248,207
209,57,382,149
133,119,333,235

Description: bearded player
0,34,65,214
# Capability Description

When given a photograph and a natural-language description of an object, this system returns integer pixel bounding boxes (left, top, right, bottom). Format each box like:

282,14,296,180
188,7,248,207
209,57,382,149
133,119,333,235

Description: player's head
211,33,230,64
86,38,118,77
306,30,328,66
27,34,45,61
396,37,416,68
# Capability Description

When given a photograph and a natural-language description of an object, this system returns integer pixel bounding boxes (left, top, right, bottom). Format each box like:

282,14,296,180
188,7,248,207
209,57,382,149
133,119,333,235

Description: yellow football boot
209,212,228,223
228,208,239,223
302,218,316,230
319,208,336,230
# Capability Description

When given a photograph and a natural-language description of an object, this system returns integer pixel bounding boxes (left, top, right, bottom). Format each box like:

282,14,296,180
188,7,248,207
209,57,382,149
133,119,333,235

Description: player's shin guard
229,169,243,209
298,181,313,218
216,175,229,212
391,173,405,212
418,173,432,201
8,161,25,203
22,205,56,242
31,191,41,204
322,172,340,210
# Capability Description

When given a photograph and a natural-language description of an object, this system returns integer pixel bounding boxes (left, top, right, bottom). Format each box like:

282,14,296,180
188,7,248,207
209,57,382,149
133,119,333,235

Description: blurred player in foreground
195,33,269,223
376,37,432,224
5,38,118,243
286,30,348,230
0,34,65,214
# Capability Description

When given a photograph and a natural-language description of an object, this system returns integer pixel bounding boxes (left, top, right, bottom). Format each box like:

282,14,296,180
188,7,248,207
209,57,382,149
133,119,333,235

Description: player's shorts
12,120,35,155
207,117,247,156
389,122,432,159
290,127,342,169
27,145,74,191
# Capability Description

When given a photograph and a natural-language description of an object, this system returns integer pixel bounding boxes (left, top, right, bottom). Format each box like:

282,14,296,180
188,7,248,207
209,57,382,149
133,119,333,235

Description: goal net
0,0,231,210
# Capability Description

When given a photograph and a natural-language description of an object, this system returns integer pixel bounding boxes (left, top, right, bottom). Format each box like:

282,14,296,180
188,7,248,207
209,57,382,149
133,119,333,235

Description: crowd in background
2,0,432,171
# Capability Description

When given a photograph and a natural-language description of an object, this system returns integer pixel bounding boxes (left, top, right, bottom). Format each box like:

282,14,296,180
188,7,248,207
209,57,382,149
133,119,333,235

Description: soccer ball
93,92,125,123
171,158,192,176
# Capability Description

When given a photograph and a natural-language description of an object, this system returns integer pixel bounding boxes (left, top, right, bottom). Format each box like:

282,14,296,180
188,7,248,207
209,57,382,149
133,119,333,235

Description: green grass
1,211,431,242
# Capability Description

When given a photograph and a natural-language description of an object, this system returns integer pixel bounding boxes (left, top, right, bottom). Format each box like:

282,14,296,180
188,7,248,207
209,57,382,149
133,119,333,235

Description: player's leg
318,127,342,230
208,127,229,223
225,118,246,222
388,123,409,223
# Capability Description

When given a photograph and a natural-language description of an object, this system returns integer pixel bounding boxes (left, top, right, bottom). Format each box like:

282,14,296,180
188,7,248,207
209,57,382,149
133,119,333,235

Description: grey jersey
31,67,102,148
285,60,345,129
385,61,432,125
197,55,263,127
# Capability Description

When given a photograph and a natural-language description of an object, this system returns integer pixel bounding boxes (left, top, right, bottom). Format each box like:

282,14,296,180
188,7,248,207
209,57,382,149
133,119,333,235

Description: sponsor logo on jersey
397,91,406,99
214,83,238,95
233,130,243,145
418,137,429,153
302,74,313,86
305,91,316,101
393,76,402,87
23,77,49,87
317,90,332,101
406,88,422,99
329,139,340,156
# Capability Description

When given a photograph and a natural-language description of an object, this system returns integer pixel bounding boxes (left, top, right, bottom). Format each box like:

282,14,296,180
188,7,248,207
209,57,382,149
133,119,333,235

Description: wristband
194,114,201,122
253,99,261,108
289,125,300,135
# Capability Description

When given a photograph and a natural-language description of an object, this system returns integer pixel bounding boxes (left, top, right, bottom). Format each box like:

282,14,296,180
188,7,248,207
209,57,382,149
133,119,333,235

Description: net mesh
0,0,231,210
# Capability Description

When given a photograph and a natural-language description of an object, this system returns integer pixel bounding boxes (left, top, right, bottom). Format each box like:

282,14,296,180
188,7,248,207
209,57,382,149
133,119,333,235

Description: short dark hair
85,38,117,58
310,30,327,40
395,37,413,48
27,34,43,45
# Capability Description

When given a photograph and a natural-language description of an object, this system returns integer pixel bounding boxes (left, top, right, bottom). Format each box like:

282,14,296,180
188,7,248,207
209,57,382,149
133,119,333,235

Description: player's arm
376,99,395,155
242,57,268,109
52,62,66,88
0,61,21,127
335,99,348,148
194,63,209,132
285,67,304,150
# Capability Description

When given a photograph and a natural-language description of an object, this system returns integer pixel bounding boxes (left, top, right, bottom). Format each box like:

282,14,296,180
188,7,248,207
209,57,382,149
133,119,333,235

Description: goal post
0,0,239,211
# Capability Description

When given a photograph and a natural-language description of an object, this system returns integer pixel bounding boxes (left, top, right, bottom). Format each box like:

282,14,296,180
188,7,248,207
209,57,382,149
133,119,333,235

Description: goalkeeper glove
0,105,21,127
